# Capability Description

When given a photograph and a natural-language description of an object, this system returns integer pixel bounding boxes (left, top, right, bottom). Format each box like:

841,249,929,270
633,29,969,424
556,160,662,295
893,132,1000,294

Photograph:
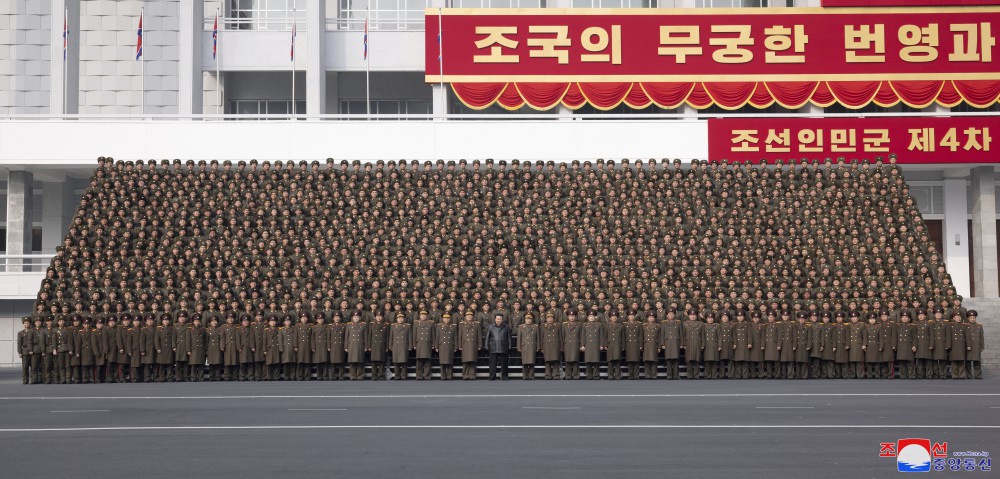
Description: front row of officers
18,307,986,384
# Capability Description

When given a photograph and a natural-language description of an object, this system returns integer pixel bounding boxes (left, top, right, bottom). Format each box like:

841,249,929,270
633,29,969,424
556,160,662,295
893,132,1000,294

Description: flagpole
140,8,145,117
438,8,444,119
63,7,68,115
291,6,296,118
216,8,221,116
365,3,370,117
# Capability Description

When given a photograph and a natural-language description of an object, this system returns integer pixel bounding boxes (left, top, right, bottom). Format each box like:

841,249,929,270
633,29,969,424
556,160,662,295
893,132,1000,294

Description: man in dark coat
484,315,512,381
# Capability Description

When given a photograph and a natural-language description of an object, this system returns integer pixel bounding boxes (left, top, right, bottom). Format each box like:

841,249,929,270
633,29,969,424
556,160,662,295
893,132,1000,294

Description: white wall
0,300,36,367
0,118,709,163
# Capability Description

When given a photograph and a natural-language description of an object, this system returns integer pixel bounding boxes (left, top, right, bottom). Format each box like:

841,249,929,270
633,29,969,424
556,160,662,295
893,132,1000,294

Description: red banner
426,8,1000,83
708,116,998,163
823,0,1000,7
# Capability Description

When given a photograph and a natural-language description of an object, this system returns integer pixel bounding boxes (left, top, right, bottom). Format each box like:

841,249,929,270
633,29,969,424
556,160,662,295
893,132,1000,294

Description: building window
229,99,307,117
572,0,653,7
337,0,426,31
229,0,306,31
340,99,433,116
695,0,782,6
449,0,545,8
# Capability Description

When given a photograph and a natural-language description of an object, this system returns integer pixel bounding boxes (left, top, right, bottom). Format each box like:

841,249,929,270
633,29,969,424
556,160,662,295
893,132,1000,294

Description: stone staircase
959,298,1000,371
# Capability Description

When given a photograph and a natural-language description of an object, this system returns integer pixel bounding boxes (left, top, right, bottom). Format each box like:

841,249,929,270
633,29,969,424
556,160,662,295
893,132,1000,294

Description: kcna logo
879,439,946,473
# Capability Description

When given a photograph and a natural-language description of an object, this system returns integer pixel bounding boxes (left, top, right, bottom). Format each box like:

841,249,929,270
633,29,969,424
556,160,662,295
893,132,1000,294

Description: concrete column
971,166,999,297
326,72,339,114
943,177,971,298
5,171,34,272
41,180,75,254
432,84,448,118
178,0,205,116
48,0,80,115
306,0,326,116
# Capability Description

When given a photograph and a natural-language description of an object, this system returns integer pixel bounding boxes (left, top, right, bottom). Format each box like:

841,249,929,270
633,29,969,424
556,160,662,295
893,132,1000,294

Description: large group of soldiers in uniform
19,156,986,383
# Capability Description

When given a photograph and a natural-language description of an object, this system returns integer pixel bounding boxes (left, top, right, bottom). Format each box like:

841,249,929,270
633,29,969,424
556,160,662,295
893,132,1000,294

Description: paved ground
0,369,997,478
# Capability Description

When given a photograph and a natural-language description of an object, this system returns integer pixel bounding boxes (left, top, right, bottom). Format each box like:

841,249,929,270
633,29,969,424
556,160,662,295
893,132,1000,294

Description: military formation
20,156,987,383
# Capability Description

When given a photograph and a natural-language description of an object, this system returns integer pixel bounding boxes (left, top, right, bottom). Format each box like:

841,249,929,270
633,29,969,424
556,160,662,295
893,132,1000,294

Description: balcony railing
0,255,54,273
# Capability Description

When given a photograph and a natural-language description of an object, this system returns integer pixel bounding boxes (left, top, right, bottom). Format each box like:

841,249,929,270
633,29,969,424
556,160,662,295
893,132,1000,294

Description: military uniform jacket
793,324,811,363
880,322,897,362
91,329,109,366
127,327,143,367
540,323,562,362
763,322,781,361
69,326,81,366
413,319,435,359
368,321,390,362
733,321,752,362
32,328,48,356
848,323,866,362
54,326,72,354
818,324,835,361
103,327,119,364
296,324,313,364
643,322,662,362
346,322,368,363
264,327,282,365
679,320,703,362
389,323,413,363
809,323,823,359
914,321,932,360
703,323,721,361
624,321,643,361
207,326,224,365
433,323,457,365
582,322,605,363
17,329,34,357
188,326,207,365
604,322,624,362
864,323,884,362
966,323,985,362
750,322,765,362
658,320,682,360
77,329,95,366
252,322,266,362
515,323,539,363
948,323,966,361
895,323,915,361
279,327,297,363
779,321,796,362
154,327,175,364
718,322,734,361
329,323,347,363
930,321,949,361
562,321,582,362
833,324,849,363
221,324,238,366
311,324,330,363
173,325,191,360
237,326,255,364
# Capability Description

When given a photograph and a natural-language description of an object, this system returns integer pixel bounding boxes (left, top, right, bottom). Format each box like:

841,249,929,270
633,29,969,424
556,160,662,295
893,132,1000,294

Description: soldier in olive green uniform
895,312,916,379
434,314,458,380
206,317,224,381
863,313,883,379
561,313,583,380
540,313,562,380
39,318,55,384
659,311,682,380
929,309,949,379
948,311,966,379
17,319,33,384
263,317,282,380
413,312,435,380
77,319,96,383
329,314,347,380
53,317,72,384
643,313,662,379
188,316,207,381
173,314,190,382
295,315,313,380
763,312,782,379
702,314,721,379
793,313,811,379
280,317,297,380
311,313,330,380
965,310,984,379
681,311,704,379
733,311,752,379
582,313,605,380
91,319,109,383
389,313,413,380
847,312,866,379
346,314,368,380
624,313,643,379
368,313,390,380
603,313,624,380
879,311,896,379
220,316,238,381
808,313,823,379
717,313,734,379
913,310,933,379
237,317,255,381
779,312,796,379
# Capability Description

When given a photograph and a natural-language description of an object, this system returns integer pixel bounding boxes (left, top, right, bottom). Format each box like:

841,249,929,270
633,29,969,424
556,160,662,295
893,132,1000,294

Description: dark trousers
897,360,914,379
55,353,70,383
734,361,749,379
439,364,454,380
645,361,659,379
42,354,54,383
349,363,365,380
585,362,600,380
809,358,822,378
189,363,204,381
521,364,534,379
314,363,329,380
544,361,559,380
606,360,621,379
968,360,982,379
21,355,31,383
175,361,188,381
330,363,345,380
795,362,809,379
392,362,407,380
415,359,432,380
563,361,579,379
254,362,265,381
488,353,509,379
686,361,700,379
704,361,718,379
463,361,477,380
371,361,386,380
951,361,967,379
627,361,640,379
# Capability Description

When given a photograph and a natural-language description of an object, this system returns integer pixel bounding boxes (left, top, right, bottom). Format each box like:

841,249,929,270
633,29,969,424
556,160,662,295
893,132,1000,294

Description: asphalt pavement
0,368,997,478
